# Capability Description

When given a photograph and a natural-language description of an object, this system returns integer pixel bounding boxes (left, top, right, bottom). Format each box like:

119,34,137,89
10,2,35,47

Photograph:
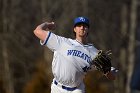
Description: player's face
74,23,89,37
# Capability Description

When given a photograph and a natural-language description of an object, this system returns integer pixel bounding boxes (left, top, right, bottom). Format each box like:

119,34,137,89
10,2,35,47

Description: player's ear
74,27,76,33
73,28,76,37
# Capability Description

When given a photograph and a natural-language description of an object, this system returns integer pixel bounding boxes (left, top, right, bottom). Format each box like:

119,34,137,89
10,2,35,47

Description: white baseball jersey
40,31,99,87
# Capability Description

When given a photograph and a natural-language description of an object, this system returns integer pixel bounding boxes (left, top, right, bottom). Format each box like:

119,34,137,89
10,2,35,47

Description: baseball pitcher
33,17,118,93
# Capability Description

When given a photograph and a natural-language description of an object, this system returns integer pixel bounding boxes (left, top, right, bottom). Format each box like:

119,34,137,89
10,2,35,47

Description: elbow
33,29,48,41
33,29,40,37
33,29,42,40
33,29,38,36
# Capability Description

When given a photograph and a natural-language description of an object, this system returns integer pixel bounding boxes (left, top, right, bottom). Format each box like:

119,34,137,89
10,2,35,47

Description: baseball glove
93,50,112,74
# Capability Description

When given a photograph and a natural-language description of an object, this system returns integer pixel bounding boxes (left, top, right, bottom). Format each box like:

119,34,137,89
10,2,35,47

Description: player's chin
79,33,88,37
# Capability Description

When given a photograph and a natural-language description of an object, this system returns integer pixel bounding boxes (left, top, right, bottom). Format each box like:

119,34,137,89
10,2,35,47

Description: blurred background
0,0,140,93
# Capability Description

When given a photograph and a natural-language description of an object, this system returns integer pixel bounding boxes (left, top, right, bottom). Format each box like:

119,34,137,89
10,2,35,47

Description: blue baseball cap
74,17,89,27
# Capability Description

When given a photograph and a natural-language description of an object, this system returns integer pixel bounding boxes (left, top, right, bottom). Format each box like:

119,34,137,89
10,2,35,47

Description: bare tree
2,0,14,92
126,0,137,93
116,3,129,93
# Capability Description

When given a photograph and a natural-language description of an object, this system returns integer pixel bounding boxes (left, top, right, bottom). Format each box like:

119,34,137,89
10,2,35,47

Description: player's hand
40,22,56,31
46,22,56,30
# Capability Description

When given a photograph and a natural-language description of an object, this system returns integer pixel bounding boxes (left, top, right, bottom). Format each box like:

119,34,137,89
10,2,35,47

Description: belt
54,80,77,91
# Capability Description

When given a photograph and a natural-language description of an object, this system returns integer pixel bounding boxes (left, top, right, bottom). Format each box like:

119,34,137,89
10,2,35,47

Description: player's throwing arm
34,22,56,42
